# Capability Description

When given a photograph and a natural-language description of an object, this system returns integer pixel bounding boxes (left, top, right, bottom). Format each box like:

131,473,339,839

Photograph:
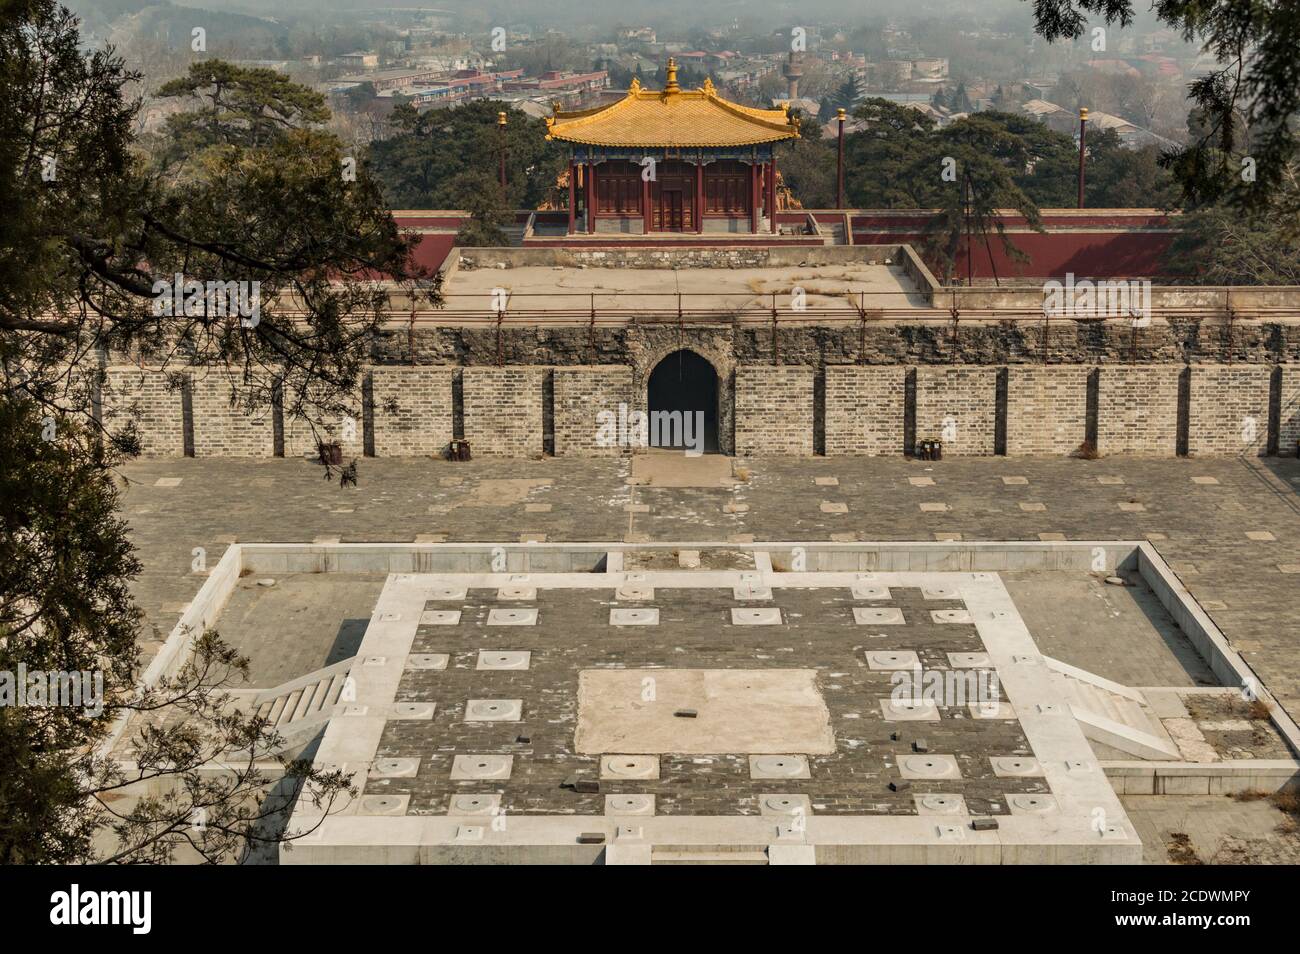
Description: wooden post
768,159,778,234
695,161,704,234
642,168,652,234
587,162,596,234
750,163,760,234
567,161,576,234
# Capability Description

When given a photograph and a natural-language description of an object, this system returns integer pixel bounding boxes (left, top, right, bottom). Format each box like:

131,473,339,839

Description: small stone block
731,607,781,625
971,817,999,831
854,607,905,626
888,780,911,793
577,833,606,845
674,709,698,718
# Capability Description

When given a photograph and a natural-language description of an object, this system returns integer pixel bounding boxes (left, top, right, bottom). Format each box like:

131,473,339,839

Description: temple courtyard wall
91,316,1300,459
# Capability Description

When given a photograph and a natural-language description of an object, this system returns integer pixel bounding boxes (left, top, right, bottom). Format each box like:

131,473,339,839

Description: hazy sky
69,0,1179,48
112,0,1040,28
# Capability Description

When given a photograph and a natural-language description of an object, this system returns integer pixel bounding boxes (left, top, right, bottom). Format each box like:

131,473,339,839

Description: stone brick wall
463,367,544,457
915,366,997,455
554,366,634,456
1281,365,1300,457
735,365,814,455
189,374,274,457
370,367,454,457
87,356,1300,460
101,367,184,456
1095,365,1179,456
824,365,905,456
376,319,1300,369
1187,364,1271,457
283,389,364,460
1005,366,1089,456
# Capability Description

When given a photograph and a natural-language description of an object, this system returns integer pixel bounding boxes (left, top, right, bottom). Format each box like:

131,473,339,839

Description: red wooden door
662,190,683,231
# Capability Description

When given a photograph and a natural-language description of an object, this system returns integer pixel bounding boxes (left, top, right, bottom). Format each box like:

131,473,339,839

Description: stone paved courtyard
119,453,1300,720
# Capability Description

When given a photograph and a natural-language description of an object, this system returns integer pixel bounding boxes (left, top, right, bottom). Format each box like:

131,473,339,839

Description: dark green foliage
368,99,567,212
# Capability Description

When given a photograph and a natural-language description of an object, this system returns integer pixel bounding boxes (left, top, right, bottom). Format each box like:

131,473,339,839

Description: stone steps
237,657,355,751
1043,656,1180,760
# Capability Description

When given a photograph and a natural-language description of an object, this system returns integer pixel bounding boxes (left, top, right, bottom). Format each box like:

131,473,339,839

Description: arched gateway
646,350,720,454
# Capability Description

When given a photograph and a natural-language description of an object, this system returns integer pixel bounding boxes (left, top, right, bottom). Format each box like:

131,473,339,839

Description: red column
695,162,704,234
642,172,652,234
768,159,778,234
750,163,760,234
587,163,596,234
567,161,576,234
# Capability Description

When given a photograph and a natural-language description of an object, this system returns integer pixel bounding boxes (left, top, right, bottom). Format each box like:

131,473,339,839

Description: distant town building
504,70,609,95
338,52,379,70
339,67,448,93
618,27,657,44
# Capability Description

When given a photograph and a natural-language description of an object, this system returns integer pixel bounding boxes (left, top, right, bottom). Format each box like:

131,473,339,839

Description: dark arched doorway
647,350,719,453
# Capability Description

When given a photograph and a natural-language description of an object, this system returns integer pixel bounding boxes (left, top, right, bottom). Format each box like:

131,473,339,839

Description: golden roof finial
664,57,680,94
701,76,716,96
629,76,641,93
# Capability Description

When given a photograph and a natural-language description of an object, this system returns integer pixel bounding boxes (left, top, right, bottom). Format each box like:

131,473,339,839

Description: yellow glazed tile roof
546,70,799,148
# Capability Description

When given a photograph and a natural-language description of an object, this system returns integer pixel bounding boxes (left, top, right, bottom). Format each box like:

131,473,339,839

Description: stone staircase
229,657,355,752
823,218,849,245
1043,656,1180,760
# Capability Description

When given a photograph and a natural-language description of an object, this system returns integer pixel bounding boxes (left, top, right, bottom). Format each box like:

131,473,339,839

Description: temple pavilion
545,58,800,235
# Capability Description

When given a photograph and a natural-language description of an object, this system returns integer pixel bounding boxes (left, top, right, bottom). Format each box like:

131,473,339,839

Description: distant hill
64,0,287,52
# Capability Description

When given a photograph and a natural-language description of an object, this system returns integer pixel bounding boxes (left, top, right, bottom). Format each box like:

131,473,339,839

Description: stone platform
281,549,1155,864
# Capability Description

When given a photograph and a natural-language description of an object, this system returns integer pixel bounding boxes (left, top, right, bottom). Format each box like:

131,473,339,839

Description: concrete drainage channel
109,540,1300,864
